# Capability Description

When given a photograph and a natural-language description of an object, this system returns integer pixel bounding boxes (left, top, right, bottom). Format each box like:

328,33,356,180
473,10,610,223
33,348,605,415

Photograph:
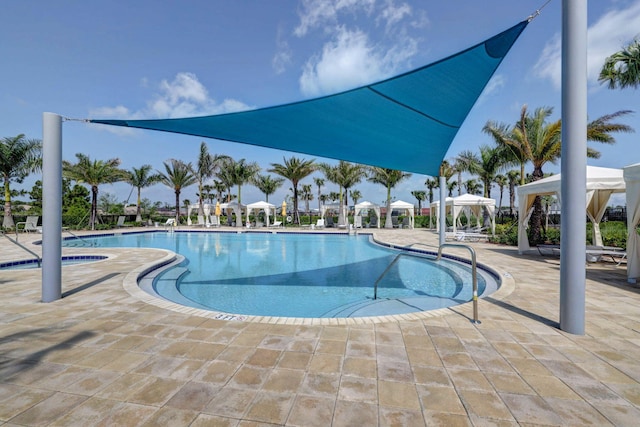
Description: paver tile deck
1,227,639,425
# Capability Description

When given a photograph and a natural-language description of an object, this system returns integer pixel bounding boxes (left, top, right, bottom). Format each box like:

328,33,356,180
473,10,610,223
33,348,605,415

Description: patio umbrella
281,201,287,223
215,201,221,217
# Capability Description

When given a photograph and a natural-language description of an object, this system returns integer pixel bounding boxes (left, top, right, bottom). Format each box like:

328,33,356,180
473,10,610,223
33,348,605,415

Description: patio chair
354,216,362,228
315,219,325,229
16,216,39,233
164,218,176,230
210,215,220,227
369,216,378,228
401,217,411,229
193,215,206,227
391,216,400,228
268,220,283,228
116,216,132,228
586,245,627,265
325,216,334,228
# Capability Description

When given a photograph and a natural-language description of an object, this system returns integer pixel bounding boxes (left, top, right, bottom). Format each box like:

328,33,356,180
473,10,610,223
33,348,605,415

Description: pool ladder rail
373,242,480,324
1,230,42,267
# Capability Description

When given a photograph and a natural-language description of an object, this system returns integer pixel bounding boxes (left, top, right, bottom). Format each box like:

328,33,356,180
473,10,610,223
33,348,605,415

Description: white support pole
560,0,587,334
42,113,63,302
439,176,446,246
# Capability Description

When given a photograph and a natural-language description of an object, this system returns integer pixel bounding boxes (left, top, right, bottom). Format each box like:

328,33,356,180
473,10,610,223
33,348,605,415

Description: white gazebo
354,201,381,228
516,166,626,253
430,194,496,235
390,200,415,229
186,203,212,225
246,201,276,227
321,203,347,226
624,163,640,283
220,202,246,228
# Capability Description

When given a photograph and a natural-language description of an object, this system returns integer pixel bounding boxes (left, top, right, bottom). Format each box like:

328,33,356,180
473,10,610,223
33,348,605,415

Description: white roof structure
390,200,415,229
220,202,246,228
354,201,381,228
516,166,626,252
246,201,276,227
430,194,496,235
624,163,640,283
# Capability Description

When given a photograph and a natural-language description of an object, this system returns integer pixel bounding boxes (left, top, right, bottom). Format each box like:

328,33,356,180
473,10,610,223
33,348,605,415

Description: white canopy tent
246,201,276,227
430,194,496,235
517,166,626,253
321,203,347,226
390,200,415,229
220,202,246,228
354,201,381,228
624,163,640,283
186,203,212,225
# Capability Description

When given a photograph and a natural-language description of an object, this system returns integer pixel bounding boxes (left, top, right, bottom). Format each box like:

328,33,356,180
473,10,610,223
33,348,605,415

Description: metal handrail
437,243,480,324
1,231,42,267
63,229,94,246
373,252,406,300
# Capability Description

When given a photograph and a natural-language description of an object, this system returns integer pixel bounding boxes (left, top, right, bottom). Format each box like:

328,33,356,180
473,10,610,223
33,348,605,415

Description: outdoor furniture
16,216,39,233
268,221,282,228
116,216,132,228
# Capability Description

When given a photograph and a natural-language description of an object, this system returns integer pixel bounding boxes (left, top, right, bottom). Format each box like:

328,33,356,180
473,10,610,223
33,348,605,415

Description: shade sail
90,21,527,176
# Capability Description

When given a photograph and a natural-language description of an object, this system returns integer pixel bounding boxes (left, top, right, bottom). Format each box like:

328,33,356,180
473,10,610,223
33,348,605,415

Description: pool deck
1,226,639,426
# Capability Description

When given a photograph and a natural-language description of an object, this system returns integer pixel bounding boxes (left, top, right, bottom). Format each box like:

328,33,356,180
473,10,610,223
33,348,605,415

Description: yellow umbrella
281,201,287,223
215,201,221,217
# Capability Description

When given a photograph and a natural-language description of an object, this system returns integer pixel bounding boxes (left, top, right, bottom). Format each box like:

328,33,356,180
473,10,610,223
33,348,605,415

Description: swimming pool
64,231,499,318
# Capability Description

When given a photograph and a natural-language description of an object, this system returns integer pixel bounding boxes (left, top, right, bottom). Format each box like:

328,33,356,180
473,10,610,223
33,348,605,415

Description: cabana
321,203,347,226
624,163,640,283
186,203,212,225
354,201,381,229
390,200,415,229
430,194,496,235
246,201,276,227
517,166,626,253
220,202,246,228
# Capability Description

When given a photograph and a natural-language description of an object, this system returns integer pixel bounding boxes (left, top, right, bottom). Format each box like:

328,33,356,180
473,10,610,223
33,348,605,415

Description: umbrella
281,201,287,223
215,201,221,217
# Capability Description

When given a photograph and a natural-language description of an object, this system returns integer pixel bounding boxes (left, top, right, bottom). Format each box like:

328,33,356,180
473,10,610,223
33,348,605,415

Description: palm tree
300,184,314,217
424,177,439,203
464,179,482,195
599,39,640,89
269,156,316,224
194,142,229,215
314,177,325,214
411,190,426,214
446,181,457,197
63,153,126,230
158,159,197,224
349,189,362,206
367,167,411,229
215,160,237,203
453,151,477,196
126,165,161,222
211,180,227,203
484,105,632,243
1,134,42,228
252,174,284,203
319,161,366,225
506,170,520,216
494,174,508,216
225,158,260,204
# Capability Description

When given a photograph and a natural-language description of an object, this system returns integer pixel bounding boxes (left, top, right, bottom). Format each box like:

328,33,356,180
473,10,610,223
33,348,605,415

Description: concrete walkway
1,228,639,426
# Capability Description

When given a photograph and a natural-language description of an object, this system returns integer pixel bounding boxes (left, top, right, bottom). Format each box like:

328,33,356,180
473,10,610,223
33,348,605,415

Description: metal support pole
42,113,63,302
438,175,446,246
560,0,587,334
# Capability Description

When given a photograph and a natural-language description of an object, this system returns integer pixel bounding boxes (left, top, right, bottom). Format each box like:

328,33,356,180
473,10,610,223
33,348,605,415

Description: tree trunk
3,177,14,228
91,186,99,230
385,187,393,229
136,188,143,223
175,191,180,224
528,167,545,244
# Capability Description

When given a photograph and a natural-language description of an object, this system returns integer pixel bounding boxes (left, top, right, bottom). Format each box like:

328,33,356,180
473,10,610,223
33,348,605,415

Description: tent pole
560,0,587,335
42,113,63,302
439,176,446,246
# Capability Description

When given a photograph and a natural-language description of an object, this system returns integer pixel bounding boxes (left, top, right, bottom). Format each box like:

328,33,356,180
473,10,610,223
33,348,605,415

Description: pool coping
120,231,515,325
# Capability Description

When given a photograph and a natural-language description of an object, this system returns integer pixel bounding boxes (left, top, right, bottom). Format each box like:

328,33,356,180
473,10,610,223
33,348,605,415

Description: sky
2,0,639,210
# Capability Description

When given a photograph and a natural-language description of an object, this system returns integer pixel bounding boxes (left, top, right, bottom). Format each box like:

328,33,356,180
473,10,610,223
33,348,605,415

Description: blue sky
2,0,639,209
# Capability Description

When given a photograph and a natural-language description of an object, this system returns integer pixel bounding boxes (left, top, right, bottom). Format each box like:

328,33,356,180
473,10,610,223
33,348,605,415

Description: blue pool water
63,231,498,318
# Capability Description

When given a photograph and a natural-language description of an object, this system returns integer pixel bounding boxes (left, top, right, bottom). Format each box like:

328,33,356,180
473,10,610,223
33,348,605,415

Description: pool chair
210,216,220,227
315,219,325,229
116,216,132,228
325,216,334,228
354,216,362,228
391,216,400,228
16,215,39,233
193,215,206,227
269,220,283,228
164,218,176,230
369,216,378,228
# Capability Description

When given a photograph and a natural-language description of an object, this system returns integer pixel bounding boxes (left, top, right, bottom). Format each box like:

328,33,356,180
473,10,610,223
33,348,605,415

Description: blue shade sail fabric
91,21,527,176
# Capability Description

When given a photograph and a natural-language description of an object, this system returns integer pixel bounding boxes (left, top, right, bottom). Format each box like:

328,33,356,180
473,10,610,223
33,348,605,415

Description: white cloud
299,25,418,96
272,26,293,74
477,74,506,104
379,0,412,30
294,0,375,37
90,72,253,134
534,1,640,89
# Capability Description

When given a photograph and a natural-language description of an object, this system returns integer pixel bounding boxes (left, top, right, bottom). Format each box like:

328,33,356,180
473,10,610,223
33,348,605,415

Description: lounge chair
401,217,411,229
116,216,132,228
164,218,176,230
17,216,39,233
210,216,220,227
193,215,206,227
325,216,334,228
586,245,627,265
391,216,400,228
315,219,325,229
369,216,378,228
269,221,283,228
354,216,362,228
